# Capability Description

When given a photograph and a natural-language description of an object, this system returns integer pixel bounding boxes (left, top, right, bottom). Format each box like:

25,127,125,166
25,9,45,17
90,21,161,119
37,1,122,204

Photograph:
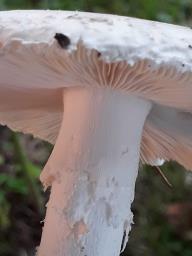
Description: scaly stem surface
38,87,151,256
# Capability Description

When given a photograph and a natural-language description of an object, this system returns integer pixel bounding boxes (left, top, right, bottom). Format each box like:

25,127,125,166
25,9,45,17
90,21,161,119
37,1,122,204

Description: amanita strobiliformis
0,10,192,256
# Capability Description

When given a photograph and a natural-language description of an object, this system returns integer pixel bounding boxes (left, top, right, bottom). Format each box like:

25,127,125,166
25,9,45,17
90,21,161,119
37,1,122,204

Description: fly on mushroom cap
0,10,192,256
54,33,71,49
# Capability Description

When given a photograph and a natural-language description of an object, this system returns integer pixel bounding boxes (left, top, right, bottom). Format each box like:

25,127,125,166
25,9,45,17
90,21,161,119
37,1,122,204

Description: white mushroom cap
1,10,192,169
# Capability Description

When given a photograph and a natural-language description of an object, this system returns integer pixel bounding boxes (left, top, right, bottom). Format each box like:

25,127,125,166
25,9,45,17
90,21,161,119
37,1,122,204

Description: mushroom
0,10,192,256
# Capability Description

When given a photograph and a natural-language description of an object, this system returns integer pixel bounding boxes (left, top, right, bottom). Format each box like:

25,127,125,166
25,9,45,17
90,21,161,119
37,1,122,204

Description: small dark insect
188,45,192,49
54,33,71,49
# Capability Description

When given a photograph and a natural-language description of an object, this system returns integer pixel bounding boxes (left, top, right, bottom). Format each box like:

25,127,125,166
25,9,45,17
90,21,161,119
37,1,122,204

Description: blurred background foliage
0,0,192,255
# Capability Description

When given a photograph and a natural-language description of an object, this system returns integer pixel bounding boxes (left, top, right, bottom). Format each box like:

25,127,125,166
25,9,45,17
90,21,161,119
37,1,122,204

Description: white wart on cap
0,10,192,256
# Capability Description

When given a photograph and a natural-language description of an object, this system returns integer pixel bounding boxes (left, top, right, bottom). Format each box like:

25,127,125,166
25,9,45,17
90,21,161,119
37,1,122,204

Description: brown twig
154,166,173,188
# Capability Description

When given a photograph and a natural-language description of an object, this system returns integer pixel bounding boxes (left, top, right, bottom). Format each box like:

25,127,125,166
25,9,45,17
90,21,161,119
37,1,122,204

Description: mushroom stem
38,87,151,256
